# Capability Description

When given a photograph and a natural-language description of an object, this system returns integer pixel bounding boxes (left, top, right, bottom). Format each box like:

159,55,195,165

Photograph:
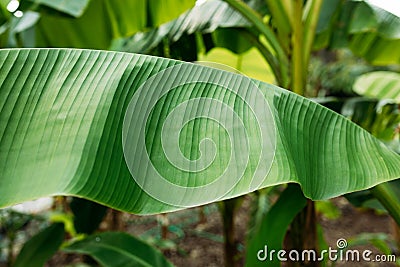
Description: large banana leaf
0,48,399,214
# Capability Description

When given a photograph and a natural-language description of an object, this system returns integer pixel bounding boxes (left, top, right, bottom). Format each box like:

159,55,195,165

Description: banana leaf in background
113,0,267,54
116,0,400,66
13,223,65,267
354,71,400,103
314,0,400,65
63,232,175,267
13,223,175,267
0,0,196,49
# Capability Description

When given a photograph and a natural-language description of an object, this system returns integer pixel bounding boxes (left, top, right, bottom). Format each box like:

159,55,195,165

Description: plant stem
198,207,207,224
286,2,322,265
291,0,305,95
7,232,15,267
370,182,400,226
237,29,284,85
391,218,400,252
287,198,319,267
236,54,243,72
110,209,123,231
225,2,323,266
303,0,323,69
158,214,169,239
219,197,242,267
223,0,284,60
223,0,289,86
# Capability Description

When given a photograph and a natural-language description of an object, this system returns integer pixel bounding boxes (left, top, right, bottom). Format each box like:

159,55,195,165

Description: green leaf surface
245,185,307,267
316,224,329,266
63,232,175,267
212,28,253,54
314,0,400,64
265,0,292,32
347,1,400,65
371,181,400,225
147,0,196,27
116,0,251,54
315,0,341,35
349,33,400,65
33,0,90,17
0,49,400,214
315,200,341,220
113,0,283,83
13,223,65,267
341,98,400,141
348,233,392,255
353,2,400,39
353,71,400,103
35,0,195,49
2,11,39,48
0,0,8,10
199,47,275,83
13,11,40,33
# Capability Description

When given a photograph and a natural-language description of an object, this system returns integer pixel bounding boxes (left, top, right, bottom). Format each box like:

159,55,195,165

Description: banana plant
103,1,399,266
1,48,399,267
352,71,400,244
1,0,400,266
0,47,399,216
207,1,400,265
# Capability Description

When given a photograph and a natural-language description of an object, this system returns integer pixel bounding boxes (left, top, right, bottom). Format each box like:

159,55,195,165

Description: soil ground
111,196,395,267
123,196,399,267
2,196,399,267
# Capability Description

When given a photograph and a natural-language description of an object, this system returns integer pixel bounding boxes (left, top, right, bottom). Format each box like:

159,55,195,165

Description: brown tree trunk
286,199,319,267
109,209,124,231
157,214,169,239
220,198,241,267
392,217,400,253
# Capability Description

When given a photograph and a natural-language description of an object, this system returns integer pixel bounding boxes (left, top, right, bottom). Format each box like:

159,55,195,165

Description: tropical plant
0,0,400,266
0,46,399,265
118,1,400,265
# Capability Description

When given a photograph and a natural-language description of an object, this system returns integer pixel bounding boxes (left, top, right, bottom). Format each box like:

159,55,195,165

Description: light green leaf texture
0,49,399,214
354,71,400,102
33,0,91,17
